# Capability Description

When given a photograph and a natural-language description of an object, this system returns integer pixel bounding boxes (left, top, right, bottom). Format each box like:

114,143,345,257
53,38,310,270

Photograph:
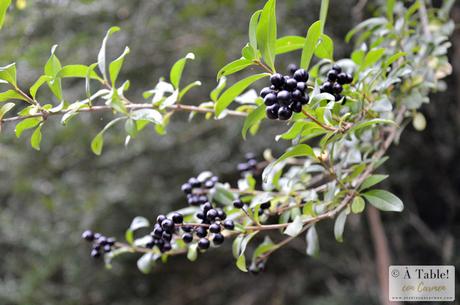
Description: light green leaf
0,89,26,102
363,48,385,68
362,189,404,212
0,0,11,29
124,118,138,138
256,0,277,71
359,174,389,191
30,124,43,151
108,46,130,86
384,52,406,68
314,34,334,60
131,109,163,124
91,117,123,155
306,225,319,257
98,26,121,81
236,254,247,272
242,102,266,139
275,36,305,54
284,215,303,237
30,76,52,99
275,121,306,141
187,244,198,261
334,210,347,242
351,196,365,214
210,77,226,102
15,117,41,138
217,58,254,80
56,65,101,80
0,102,14,120
349,119,395,134
263,144,316,182
179,81,201,101
44,45,63,101
215,73,269,117
0,63,17,86
249,10,262,50
386,0,395,23
345,17,387,43
300,21,322,69
170,53,195,89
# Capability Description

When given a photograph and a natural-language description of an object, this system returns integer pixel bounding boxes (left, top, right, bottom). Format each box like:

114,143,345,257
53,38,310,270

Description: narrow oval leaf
0,0,11,29
170,53,195,89
242,102,266,139
109,46,130,86
249,10,262,50
15,117,41,138
56,65,101,80
0,89,26,102
306,225,319,257
300,21,321,69
349,119,395,134
0,63,17,86
334,210,347,242
359,174,389,191
0,102,15,120
284,215,303,237
98,26,121,81
217,58,254,80
314,34,334,60
215,73,269,117
91,132,104,156
362,189,404,212
30,124,43,151
275,36,305,54
256,0,277,71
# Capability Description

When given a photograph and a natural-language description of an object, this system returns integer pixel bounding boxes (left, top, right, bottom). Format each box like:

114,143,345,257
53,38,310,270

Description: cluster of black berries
233,198,271,216
146,212,184,252
81,230,116,258
190,201,235,250
237,152,258,175
181,174,218,206
261,65,310,121
320,64,353,101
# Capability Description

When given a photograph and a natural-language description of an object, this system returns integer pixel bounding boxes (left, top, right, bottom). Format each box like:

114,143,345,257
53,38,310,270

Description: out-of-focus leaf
362,189,404,212
284,215,303,237
306,225,319,257
334,210,347,242
98,26,121,81
30,124,43,151
0,63,17,86
109,46,130,86
351,196,365,214
242,102,265,139
0,0,11,29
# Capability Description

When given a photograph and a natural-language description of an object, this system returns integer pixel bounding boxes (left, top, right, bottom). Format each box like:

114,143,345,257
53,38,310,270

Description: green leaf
319,0,329,33
349,119,395,134
109,46,130,86
314,34,334,60
29,75,52,99
0,102,14,120
362,189,404,212
131,109,163,124
345,17,387,43
210,77,226,102
234,232,258,272
351,196,365,214
252,237,276,262
15,117,41,138
0,0,11,29
263,144,316,182
0,89,26,102
86,63,98,101
187,244,198,262
30,124,43,151
124,118,138,138
284,215,303,237
359,174,389,191
236,254,247,272
275,121,306,141
170,53,195,89
275,36,305,54
334,210,347,243
90,117,123,155
242,43,257,60
98,26,121,81
56,65,101,80
256,0,277,71
306,225,319,257
363,48,385,68
179,81,201,101
242,102,266,139
44,45,63,101
300,21,322,69
386,0,395,24
0,63,17,86
249,10,262,50
215,73,269,117
384,52,406,68
137,253,156,274
217,58,254,80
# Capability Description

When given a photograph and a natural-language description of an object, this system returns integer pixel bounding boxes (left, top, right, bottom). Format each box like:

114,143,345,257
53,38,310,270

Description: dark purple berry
332,64,342,73
171,212,183,224
285,78,298,91
213,233,225,245
152,224,163,238
156,214,167,224
288,64,298,74
327,70,338,81
162,231,172,241
90,249,101,258
345,73,353,84
107,237,116,246
195,226,208,238
264,93,277,106
260,201,271,210
210,176,219,183
103,244,112,253
182,225,192,232
202,202,212,212
247,159,257,168
161,219,175,232
98,236,108,246
209,223,221,233
299,95,309,105
270,73,285,89
196,211,205,220
198,238,210,250
94,233,101,240
278,106,292,120
182,233,193,243
81,230,94,241
333,83,343,93
204,180,215,189
334,94,343,101
162,242,172,252
293,69,309,82
146,239,155,248
260,87,272,98
320,81,333,93
223,219,235,230
291,89,303,101
337,72,348,85
188,177,201,188
277,90,291,106
290,101,303,113
266,105,279,120
216,208,227,220
181,183,192,194
206,209,218,221
233,199,244,209
296,82,306,92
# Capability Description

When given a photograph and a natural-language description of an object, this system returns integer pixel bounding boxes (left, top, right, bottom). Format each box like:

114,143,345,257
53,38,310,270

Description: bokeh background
0,0,458,304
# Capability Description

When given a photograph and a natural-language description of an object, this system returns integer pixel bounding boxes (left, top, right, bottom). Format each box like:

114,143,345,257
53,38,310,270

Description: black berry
290,101,303,113
327,70,337,81
270,73,285,88
264,93,277,106
209,223,221,233
161,219,175,232
213,233,225,245
195,226,208,238
332,64,342,73
293,69,309,82
285,78,298,91
278,106,292,120
288,64,298,74
277,90,291,106
233,199,244,209
333,82,343,93
182,233,193,243
157,214,167,224
81,230,94,241
266,105,279,120
181,183,192,194
337,72,348,85
223,219,235,230
206,209,218,221
260,87,272,98
171,212,183,224
260,201,271,210
198,238,210,250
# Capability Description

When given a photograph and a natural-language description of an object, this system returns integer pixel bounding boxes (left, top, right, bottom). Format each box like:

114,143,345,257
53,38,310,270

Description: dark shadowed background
0,1,459,304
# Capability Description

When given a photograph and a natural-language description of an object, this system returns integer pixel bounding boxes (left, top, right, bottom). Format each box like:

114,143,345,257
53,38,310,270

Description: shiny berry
270,73,285,88
204,180,215,189
213,233,225,245
103,244,112,253
334,94,343,101
233,199,244,209
333,83,343,93
188,177,201,188
171,212,183,224
285,78,298,91
291,89,303,101
156,214,167,224
81,230,94,241
181,183,192,194
182,225,192,232
264,93,277,106
278,106,292,121
266,105,279,120
202,202,212,212
195,226,208,238
290,101,302,113
260,87,272,98
162,242,172,252
296,82,306,92
327,70,338,81
288,64,298,74
345,73,353,84
337,72,348,85
223,219,235,230
196,211,205,220
293,69,309,82
332,64,342,73
198,238,210,250
90,249,101,258
320,81,333,93
209,223,221,233
107,237,116,246
152,224,163,237
206,209,218,220
182,233,193,243
299,95,309,105
277,90,291,106
162,231,172,241
216,208,227,220
161,219,175,232
260,202,271,209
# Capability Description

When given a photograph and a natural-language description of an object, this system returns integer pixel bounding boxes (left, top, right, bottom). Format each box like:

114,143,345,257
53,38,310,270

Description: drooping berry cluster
237,152,258,175
146,212,184,252
319,64,353,101
81,230,116,258
261,65,310,121
181,175,219,206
